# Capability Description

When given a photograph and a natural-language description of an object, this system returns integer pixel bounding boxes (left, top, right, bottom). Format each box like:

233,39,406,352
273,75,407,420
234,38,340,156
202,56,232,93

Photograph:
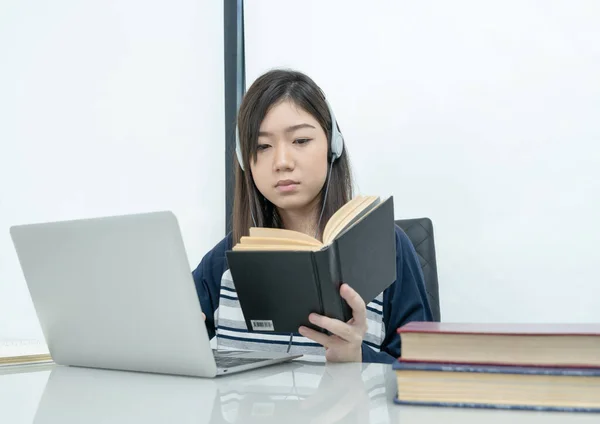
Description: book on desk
393,322,600,412
225,195,397,334
0,338,53,368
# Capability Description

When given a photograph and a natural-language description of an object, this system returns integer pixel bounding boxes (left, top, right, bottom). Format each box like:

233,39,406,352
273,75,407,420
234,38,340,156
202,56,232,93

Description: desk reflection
32,361,394,424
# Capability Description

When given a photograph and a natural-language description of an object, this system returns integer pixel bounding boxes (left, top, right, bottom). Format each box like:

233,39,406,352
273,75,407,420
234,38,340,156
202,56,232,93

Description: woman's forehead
260,100,319,130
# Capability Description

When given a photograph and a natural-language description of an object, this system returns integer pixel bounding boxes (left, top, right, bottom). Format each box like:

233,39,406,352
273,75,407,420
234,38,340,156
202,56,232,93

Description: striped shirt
192,226,433,363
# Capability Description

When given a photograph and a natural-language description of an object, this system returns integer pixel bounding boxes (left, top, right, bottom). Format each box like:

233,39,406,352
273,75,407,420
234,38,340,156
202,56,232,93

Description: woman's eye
257,144,270,151
294,138,312,145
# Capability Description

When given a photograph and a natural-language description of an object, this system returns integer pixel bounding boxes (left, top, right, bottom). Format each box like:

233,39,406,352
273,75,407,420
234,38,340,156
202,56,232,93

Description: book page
324,196,380,244
248,227,322,246
232,244,319,251
322,196,365,243
239,236,322,247
233,195,382,250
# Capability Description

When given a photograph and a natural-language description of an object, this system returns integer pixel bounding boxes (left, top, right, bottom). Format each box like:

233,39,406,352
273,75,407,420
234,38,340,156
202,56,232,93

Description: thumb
202,313,206,321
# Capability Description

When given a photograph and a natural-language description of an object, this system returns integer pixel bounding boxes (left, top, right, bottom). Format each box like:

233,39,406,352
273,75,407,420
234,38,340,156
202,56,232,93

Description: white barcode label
251,320,274,331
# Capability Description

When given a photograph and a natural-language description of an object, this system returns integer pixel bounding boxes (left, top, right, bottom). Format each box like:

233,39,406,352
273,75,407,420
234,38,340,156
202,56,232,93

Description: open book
232,195,381,251
226,196,397,333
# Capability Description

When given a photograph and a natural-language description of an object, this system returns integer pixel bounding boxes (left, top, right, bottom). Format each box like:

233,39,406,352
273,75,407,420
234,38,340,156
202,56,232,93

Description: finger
340,284,366,325
298,325,335,349
308,314,358,343
202,313,206,321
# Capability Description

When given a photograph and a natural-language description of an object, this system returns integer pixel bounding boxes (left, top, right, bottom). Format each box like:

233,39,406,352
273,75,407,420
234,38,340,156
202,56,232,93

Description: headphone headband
236,98,344,171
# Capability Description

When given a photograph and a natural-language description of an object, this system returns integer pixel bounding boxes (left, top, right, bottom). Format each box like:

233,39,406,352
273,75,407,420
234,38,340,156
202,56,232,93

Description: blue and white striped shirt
192,225,432,363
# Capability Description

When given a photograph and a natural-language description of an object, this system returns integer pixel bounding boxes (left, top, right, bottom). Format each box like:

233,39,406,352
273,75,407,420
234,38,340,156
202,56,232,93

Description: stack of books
393,322,600,412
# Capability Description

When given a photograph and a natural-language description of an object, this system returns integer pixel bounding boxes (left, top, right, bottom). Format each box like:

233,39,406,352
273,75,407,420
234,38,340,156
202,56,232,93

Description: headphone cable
314,159,335,239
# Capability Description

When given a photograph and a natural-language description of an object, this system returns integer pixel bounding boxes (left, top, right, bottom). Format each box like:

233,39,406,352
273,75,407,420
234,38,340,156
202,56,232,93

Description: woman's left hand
298,283,367,362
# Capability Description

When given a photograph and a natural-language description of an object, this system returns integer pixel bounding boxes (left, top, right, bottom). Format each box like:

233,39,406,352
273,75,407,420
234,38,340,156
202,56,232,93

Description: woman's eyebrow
258,123,316,137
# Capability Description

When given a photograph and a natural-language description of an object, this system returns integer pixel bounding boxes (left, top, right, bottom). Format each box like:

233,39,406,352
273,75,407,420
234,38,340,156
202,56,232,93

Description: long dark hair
232,69,353,244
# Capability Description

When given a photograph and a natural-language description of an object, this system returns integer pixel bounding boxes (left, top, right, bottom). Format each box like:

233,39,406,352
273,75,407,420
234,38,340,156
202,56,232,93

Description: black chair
395,218,441,322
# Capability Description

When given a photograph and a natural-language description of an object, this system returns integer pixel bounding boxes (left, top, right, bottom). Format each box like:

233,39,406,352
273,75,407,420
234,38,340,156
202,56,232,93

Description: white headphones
235,98,344,171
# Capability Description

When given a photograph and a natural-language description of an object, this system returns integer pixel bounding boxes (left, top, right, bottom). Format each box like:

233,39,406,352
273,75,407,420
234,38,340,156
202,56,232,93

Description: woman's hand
298,284,367,362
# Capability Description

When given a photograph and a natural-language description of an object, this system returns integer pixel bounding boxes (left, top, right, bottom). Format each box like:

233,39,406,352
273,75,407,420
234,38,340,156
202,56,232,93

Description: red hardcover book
397,322,600,368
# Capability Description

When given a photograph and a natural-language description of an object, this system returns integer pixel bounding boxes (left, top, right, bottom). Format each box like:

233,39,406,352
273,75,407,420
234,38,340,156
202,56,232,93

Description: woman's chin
271,194,314,212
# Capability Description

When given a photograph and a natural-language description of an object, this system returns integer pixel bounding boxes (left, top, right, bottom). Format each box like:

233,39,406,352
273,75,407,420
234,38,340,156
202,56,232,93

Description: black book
225,196,397,334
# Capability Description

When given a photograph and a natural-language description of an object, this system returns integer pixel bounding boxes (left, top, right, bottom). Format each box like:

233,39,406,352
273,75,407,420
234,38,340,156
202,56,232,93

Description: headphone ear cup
325,98,344,162
330,133,344,161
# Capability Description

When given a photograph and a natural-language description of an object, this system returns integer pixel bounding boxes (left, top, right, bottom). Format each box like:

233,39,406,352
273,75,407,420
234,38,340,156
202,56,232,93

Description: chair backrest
395,218,441,321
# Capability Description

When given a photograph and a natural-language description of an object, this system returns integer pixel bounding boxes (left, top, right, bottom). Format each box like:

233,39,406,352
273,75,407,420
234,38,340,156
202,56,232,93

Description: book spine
329,241,352,322
310,252,325,327
313,248,346,324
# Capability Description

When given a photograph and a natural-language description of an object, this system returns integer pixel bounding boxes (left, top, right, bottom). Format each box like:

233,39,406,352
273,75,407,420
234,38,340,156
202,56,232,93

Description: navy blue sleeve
191,234,231,340
361,226,433,364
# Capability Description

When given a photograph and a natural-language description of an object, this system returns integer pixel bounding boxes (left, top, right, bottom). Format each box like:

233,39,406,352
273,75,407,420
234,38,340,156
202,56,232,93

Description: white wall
0,1,225,339
244,0,600,323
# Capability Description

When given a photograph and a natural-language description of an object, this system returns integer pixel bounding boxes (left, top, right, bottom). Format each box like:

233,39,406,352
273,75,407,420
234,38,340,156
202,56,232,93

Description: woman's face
250,100,328,213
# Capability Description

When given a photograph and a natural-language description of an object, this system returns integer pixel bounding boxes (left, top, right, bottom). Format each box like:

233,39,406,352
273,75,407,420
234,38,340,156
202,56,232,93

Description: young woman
193,69,432,364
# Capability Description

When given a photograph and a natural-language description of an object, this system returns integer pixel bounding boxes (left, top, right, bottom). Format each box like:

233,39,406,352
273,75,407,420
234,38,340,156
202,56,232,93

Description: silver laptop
10,211,301,377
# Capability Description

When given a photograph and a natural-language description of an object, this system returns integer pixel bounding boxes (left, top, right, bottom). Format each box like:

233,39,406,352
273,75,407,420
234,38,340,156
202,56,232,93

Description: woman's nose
273,142,294,172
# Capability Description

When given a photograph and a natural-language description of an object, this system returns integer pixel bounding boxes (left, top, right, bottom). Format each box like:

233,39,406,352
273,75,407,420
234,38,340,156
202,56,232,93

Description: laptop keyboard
213,353,269,369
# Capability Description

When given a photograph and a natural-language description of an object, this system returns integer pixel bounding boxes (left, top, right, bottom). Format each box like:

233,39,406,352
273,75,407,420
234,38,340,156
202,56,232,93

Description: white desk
1,361,597,423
